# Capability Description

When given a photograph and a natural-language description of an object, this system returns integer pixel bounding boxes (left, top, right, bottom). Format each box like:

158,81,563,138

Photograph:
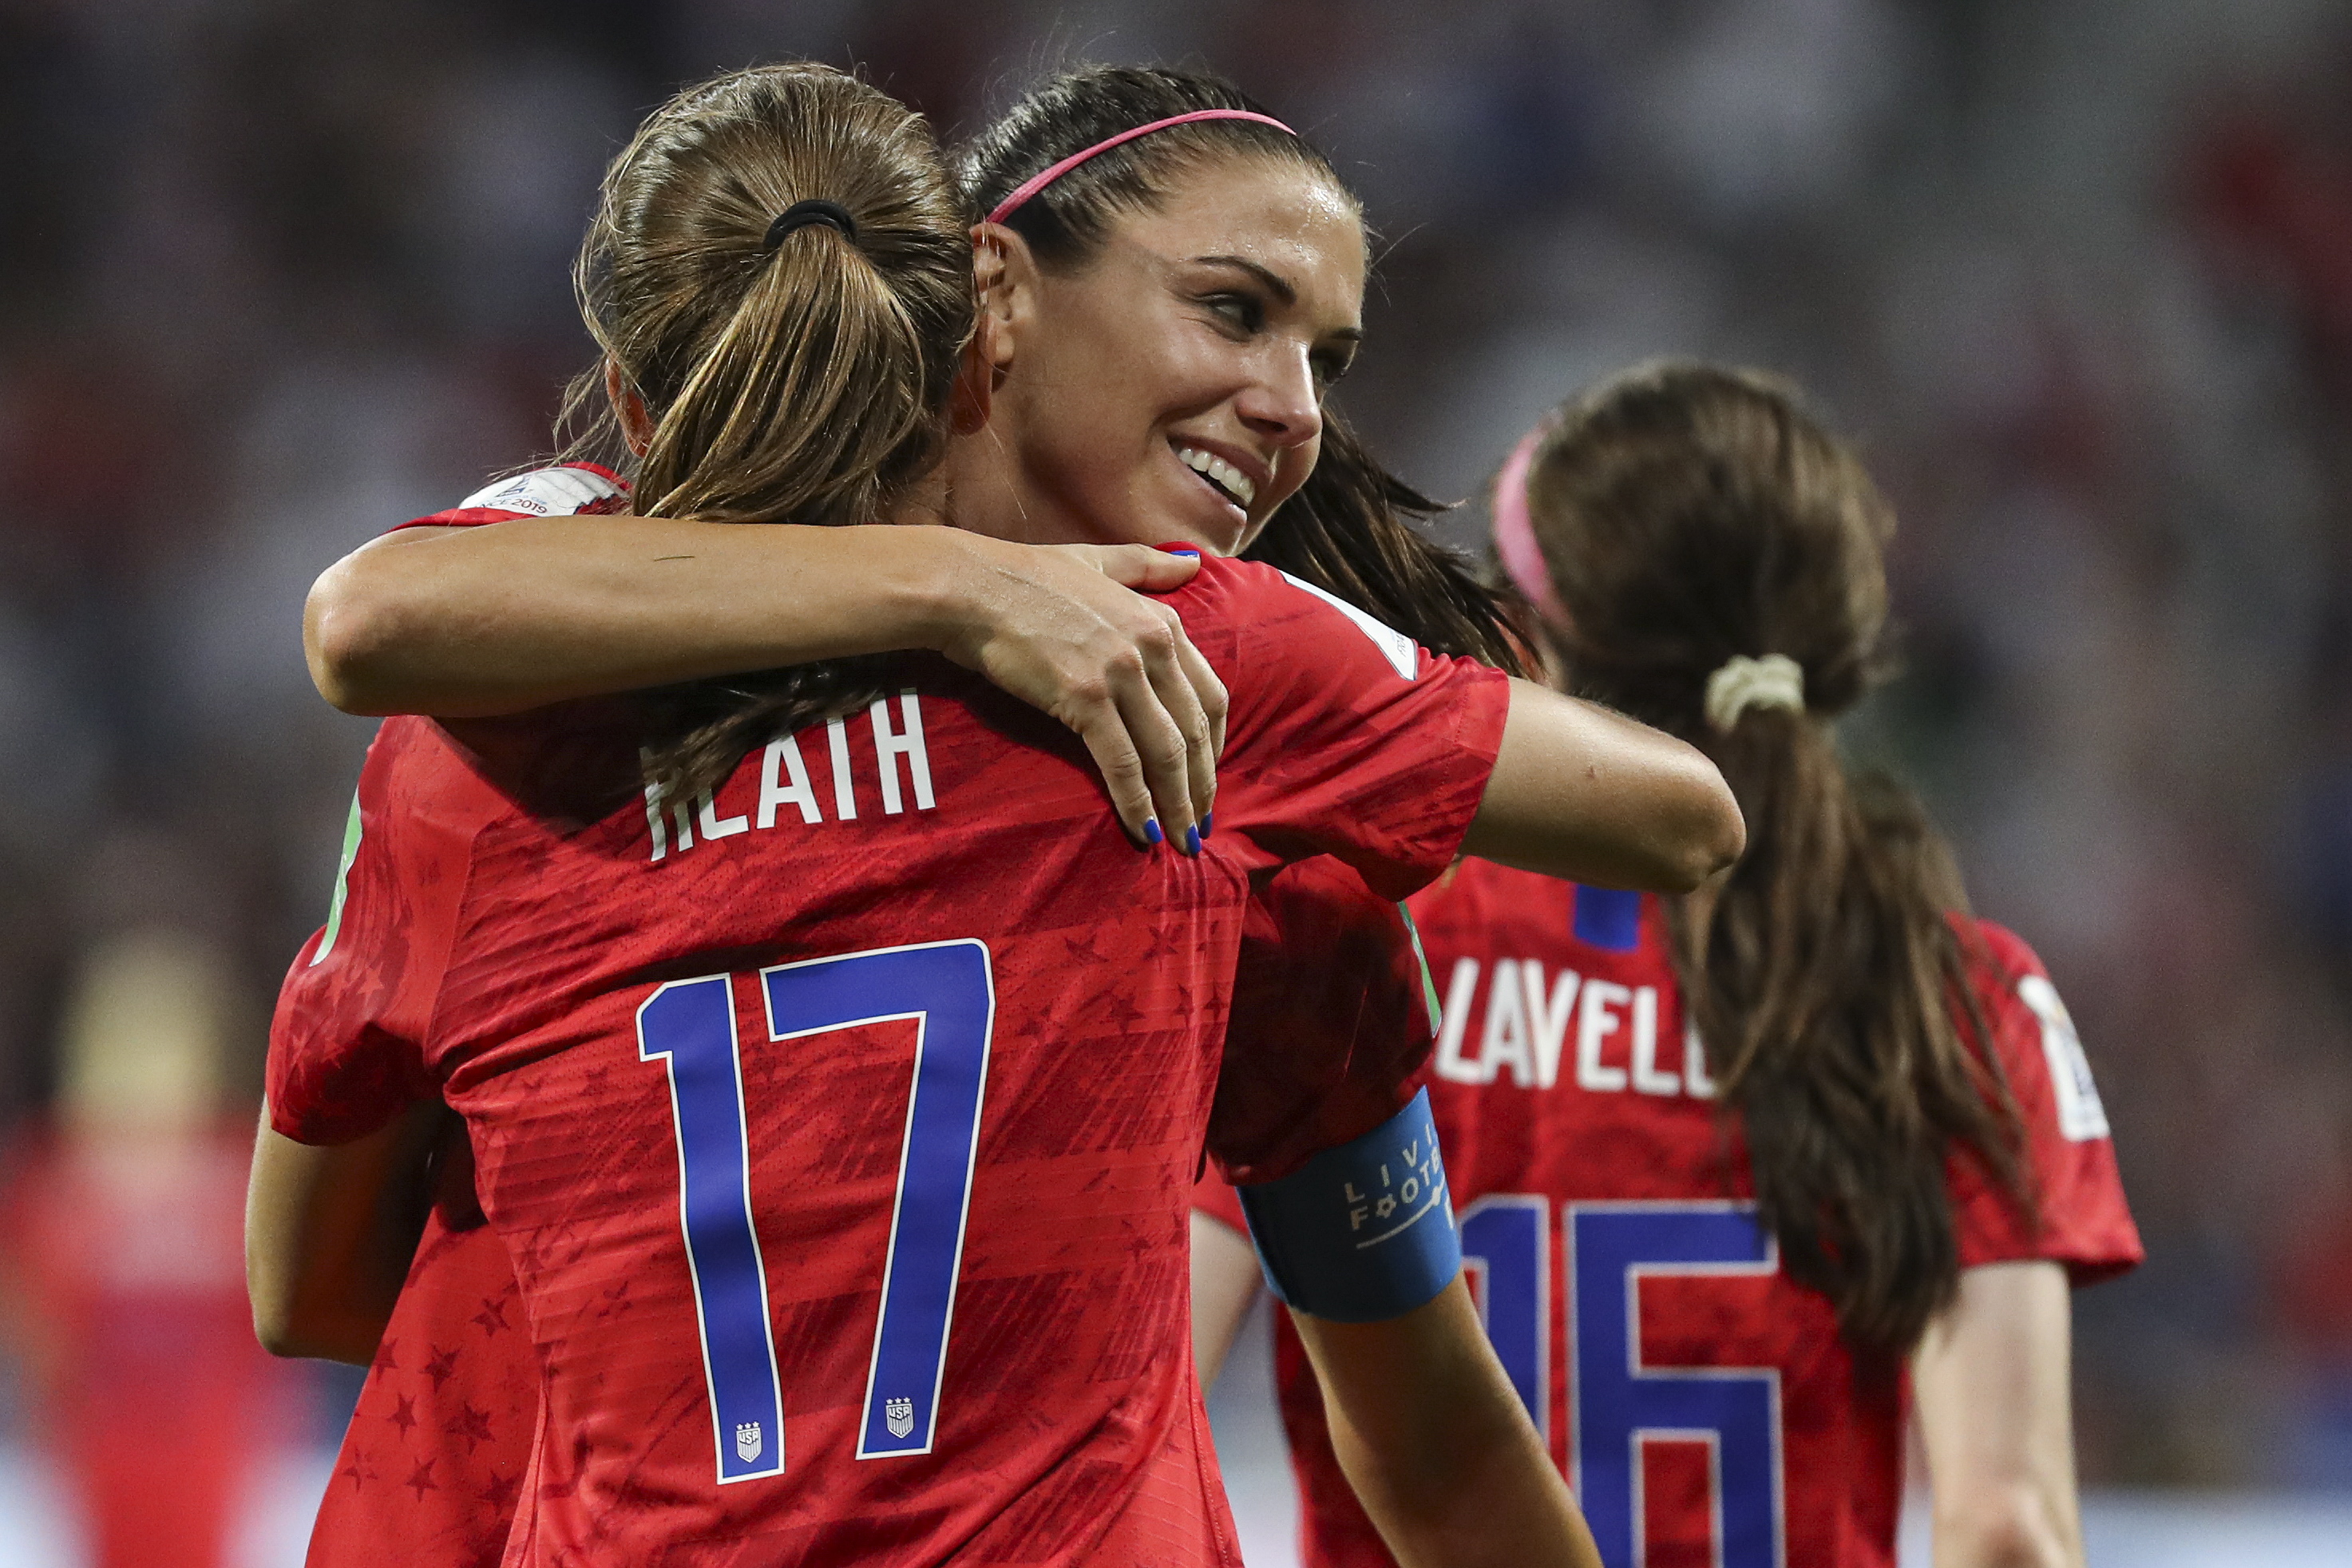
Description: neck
938,424,1096,545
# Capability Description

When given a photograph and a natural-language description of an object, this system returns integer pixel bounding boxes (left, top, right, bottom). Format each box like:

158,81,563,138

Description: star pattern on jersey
1090,989,1153,1036
478,1470,523,1512
387,1394,419,1437
266,583,1522,1567
1057,927,1111,967
444,1401,496,1455
1134,920,1187,965
373,1336,400,1372
338,1448,378,1494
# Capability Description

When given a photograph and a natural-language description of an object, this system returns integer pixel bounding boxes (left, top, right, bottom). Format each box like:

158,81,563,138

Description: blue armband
1236,1088,1460,1323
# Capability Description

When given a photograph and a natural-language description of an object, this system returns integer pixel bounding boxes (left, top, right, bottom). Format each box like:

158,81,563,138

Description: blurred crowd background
4,0,2351,1546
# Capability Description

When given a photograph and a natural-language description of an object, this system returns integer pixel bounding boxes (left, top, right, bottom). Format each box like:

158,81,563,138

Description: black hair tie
763,200,857,251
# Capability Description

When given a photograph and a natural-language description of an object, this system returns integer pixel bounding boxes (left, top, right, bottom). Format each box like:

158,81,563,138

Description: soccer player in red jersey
251,66,1738,1568
1194,362,2144,1568
269,65,1575,1568
271,63,1622,1568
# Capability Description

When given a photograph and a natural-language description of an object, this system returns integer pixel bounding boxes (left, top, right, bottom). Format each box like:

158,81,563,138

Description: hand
933,534,1226,848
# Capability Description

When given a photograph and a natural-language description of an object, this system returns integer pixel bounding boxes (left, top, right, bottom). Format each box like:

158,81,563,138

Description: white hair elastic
1705,653,1805,731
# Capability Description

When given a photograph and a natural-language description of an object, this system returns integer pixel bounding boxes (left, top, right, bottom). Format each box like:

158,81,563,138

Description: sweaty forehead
1120,158,1366,299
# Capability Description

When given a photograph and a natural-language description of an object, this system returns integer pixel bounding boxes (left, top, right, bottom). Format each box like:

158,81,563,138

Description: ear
968,222,1033,376
604,359,654,456
948,335,994,435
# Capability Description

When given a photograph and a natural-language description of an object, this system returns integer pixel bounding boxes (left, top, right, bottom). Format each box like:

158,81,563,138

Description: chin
1162,493,1249,556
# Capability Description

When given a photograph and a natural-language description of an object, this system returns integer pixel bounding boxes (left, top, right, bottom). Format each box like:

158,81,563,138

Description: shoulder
1957,916,2043,987
1408,860,1669,972
1950,917,2107,1137
1945,916,2143,1280
1170,556,1423,679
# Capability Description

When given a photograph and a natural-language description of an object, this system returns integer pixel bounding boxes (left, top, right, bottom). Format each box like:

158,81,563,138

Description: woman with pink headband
1192,362,2143,1568
255,65,1724,1568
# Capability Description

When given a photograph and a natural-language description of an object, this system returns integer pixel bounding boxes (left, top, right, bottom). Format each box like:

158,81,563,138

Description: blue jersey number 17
637,940,995,1484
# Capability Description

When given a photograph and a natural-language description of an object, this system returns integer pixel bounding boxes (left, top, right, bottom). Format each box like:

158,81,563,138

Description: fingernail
1169,549,1200,560
1201,810,1214,839
1185,825,1202,856
1158,542,1202,558
1143,818,1164,847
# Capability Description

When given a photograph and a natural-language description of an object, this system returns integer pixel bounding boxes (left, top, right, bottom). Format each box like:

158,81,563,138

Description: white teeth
1176,445,1256,508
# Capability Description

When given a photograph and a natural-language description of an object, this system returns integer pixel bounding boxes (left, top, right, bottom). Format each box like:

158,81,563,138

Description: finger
1090,543,1203,592
1174,630,1228,765
1108,654,1200,850
1068,695,1161,848
1138,616,1218,836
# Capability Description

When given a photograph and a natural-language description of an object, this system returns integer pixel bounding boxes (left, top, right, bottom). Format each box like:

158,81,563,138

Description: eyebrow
1187,254,1364,343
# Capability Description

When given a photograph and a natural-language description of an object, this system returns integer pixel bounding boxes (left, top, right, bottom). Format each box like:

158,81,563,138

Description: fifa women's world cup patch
2016,973,2110,1141
455,463,630,517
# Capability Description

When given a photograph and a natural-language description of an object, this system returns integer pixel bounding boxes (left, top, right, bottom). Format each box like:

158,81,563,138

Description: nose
1233,343,1322,452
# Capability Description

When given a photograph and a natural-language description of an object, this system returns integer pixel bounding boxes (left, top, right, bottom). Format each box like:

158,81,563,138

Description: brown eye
1206,293,1265,333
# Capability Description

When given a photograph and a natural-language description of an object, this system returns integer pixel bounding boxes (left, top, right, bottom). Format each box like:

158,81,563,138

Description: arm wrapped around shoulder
1237,1088,1461,1323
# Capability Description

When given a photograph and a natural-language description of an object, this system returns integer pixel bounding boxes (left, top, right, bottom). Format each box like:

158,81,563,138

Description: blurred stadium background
3,0,2351,1562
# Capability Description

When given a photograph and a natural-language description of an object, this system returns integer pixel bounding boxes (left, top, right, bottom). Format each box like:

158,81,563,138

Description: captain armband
1235,1088,1461,1324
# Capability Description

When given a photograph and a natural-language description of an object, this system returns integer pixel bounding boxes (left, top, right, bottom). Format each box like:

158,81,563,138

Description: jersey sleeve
1946,920,2144,1285
266,722,465,1145
382,462,632,533
1204,857,1439,1186
1182,558,1511,901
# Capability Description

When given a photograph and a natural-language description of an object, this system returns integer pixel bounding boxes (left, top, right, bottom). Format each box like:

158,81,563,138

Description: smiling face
946,154,1367,554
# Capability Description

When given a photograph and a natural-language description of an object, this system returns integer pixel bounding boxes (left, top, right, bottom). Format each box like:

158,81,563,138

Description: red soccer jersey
309,1196,537,1568
307,472,630,1568
1196,857,2143,1568
307,478,1447,1568
269,556,1508,1568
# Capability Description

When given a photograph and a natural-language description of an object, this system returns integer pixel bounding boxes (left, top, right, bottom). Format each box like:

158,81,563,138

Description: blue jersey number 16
1460,1198,1784,1568
636,939,995,1484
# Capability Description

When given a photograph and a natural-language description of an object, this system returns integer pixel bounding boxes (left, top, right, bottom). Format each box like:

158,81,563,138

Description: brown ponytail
562,64,972,799
1517,361,2028,1352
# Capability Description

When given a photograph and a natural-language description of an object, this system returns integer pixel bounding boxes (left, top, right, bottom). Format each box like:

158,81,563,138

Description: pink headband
1491,420,1569,627
984,109,1297,225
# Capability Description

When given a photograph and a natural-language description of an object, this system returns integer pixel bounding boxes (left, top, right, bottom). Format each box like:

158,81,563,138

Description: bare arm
1462,679,1744,893
1292,1277,1603,1568
1912,1261,2084,1568
244,1101,446,1364
1190,1209,1263,1388
306,518,1224,843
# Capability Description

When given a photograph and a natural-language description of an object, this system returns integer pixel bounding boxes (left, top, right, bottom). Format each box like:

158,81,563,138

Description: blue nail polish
1201,811,1214,839
1143,818,1164,846
1185,825,1202,856
1168,548,1200,558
